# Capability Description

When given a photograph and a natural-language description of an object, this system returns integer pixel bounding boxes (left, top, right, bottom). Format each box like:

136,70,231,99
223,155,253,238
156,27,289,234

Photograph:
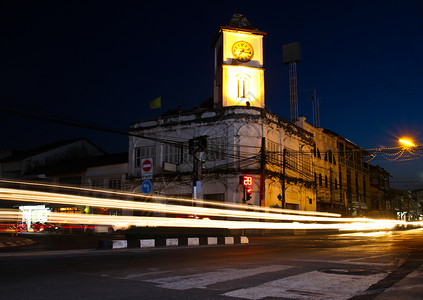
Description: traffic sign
142,159,152,172
141,158,153,179
141,180,153,194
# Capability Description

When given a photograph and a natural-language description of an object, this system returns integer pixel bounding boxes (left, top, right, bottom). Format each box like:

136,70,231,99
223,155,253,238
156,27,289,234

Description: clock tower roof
211,14,266,48
225,14,258,31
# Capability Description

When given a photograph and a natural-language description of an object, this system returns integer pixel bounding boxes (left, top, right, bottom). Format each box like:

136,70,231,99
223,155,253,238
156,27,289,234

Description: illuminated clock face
232,41,254,62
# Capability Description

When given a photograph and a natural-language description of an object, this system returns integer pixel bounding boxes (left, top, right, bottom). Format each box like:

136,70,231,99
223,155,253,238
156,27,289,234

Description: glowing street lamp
399,138,415,148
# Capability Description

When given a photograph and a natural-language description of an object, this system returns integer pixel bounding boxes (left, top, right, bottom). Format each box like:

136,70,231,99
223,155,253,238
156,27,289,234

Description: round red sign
142,159,152,172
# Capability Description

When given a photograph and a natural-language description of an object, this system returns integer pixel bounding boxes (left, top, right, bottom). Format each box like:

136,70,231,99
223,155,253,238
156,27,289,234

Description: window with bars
338,141,345,163
90,178,104,188
135,146,155,167
182,142,193,164
300,152,312,177
285,148,298,170
164,144,179,164
355,173,359,195
207,137,226,161
109,178,122,190
363,178,367,202
267,140,279,164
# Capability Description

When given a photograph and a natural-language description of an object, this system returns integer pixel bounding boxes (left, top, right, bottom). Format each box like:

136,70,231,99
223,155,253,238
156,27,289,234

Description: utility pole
330,167,333,210
192,155,198,200
282,148,286,209
189,136,207,201
260,137,266,207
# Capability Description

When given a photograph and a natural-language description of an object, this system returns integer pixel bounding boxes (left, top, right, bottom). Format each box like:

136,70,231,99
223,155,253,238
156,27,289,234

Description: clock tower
211,14,266,108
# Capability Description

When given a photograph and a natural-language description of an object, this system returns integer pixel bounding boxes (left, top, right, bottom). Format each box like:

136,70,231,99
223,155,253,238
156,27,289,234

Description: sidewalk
0,235,35,248
374,264,423,300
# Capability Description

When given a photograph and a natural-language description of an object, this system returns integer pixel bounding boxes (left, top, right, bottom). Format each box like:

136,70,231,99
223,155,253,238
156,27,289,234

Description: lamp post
399,138,415,148
398,137,417,221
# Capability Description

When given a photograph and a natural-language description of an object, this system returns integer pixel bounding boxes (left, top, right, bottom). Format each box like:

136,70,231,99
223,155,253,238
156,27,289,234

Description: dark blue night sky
1,0,423,189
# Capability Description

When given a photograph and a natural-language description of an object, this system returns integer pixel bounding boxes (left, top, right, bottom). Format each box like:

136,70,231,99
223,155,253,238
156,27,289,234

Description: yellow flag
149,96,161,109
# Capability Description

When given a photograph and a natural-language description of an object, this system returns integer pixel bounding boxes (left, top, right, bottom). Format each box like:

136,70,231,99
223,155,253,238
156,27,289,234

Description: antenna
283,42,301,122
312,89,320,127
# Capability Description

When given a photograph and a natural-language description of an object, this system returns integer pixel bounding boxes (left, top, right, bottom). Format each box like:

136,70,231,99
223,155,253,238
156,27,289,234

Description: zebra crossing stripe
145,265,293,290
224,270,387,300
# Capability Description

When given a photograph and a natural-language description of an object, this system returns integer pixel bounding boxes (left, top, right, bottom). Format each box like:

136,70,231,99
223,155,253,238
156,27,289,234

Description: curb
0,238,34,248
98,236,249,250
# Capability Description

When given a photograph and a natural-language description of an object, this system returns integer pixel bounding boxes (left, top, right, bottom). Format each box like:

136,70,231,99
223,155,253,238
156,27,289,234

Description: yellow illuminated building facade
211,15,266,108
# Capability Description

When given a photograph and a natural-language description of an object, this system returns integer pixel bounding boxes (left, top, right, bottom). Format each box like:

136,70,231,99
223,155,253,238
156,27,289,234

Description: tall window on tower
236,74,250,99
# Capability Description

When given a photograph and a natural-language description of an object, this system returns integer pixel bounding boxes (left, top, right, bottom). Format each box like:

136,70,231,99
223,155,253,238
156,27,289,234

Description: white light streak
0,208,407,231
0,187,348,222
0,178,340,217
0,186,417,232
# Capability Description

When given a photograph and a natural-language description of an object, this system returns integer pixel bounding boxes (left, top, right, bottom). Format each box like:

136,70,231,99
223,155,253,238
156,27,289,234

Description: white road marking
117,270,173,280
293,258,388,267
145,265,293,290
224,270,386,300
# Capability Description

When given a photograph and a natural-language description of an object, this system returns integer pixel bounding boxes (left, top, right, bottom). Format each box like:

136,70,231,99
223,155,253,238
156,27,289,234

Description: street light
399,138,415,148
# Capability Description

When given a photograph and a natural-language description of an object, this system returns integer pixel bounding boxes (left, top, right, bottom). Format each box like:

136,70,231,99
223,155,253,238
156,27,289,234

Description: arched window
236,74,250,99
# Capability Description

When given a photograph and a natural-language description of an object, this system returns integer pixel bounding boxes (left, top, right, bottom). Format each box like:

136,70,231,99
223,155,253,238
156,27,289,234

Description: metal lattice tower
283,42,301,122
289,61,298,122
312,89,320,127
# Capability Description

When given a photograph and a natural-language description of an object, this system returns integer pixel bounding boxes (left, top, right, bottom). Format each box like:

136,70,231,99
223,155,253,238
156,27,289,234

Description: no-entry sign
142,159,152,172
141,158,153,179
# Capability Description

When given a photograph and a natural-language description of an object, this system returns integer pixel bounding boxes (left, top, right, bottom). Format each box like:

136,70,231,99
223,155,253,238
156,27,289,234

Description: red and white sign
141,158,153,179
142,159,152,172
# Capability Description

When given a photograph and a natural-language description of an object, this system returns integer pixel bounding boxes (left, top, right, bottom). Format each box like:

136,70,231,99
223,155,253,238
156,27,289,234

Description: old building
127,14,402,217
128,15,316,211
0,138,128,229
368,165,392,218
296,118,341,213
296,118,371,216
326,129,370,216
0,138,106,179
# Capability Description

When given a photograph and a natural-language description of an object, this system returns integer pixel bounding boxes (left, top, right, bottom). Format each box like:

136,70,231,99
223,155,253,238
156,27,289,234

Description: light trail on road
0,208,409,231
0,178,340,217
0,187,374,223
0,185,417,231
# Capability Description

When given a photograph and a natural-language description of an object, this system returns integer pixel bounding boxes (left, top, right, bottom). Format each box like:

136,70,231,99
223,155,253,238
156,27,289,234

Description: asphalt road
1,229,423,299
